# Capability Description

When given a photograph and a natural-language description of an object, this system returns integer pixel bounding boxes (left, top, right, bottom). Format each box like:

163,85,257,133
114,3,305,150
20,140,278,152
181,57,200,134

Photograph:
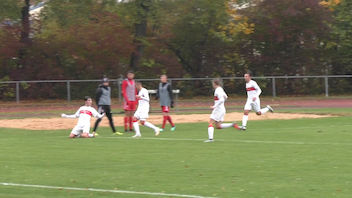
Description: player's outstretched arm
61,108,80,119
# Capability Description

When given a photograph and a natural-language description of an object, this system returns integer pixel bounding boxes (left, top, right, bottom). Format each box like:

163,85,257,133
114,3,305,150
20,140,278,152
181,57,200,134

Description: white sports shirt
137,88,150,109
246,80,262,99
62,106,103,126
213,87,228,110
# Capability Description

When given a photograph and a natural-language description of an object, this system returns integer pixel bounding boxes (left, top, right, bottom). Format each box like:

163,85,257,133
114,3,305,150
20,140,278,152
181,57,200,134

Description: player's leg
241,100,252,130
213,111,239,130
132,116,141,138
104,105,118,133
161,107,167,131
93,106,103,133
70,126,81,138
141,119,160,136
205,119,216,142
82,125,96,138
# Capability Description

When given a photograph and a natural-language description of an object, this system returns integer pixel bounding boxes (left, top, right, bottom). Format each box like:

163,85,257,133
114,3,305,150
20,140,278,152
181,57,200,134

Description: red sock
167,116,175,127
129,116,133,130
162,116,167,129
124,117,128,131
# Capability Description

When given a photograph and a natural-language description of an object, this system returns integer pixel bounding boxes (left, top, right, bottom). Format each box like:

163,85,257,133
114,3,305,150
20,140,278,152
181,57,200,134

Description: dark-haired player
241,72,274,130
122,71,137,132
61,96,104,138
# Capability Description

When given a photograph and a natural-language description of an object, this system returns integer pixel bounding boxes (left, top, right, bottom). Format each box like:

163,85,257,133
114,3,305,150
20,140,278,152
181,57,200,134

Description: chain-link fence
1,75,352,103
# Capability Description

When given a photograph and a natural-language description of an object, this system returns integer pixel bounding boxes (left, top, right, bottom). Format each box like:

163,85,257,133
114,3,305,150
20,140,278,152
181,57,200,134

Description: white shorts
244,98,261,112
71,124,90,136
210,108,226,122
134,107,149,121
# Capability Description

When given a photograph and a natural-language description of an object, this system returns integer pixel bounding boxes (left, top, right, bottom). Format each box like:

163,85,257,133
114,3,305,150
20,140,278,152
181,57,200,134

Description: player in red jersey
122,71,138,132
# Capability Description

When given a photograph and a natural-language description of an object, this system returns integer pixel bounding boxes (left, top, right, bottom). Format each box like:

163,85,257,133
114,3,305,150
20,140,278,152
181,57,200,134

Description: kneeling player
241,72,274,130
132,82,160,138
61,96,105,138
205,79,240,143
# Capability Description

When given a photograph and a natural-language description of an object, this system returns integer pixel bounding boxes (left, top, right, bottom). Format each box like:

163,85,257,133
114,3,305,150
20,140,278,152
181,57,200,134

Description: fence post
272,78,277,97
16,82,20,103
66,81,71,102
324,76,329,97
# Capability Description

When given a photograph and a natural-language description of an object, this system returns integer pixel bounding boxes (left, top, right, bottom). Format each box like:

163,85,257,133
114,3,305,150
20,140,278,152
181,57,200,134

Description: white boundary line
0,182,216,198
99,136,352,146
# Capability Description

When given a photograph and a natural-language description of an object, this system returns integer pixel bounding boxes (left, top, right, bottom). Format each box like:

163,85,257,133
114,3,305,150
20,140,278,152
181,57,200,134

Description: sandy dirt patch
0,112,332,130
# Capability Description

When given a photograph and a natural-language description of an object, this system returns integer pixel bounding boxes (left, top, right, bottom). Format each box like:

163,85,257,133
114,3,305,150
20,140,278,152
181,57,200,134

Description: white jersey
246,80,262,99
134,88,150,120
64,106,103,126
213,87,228,110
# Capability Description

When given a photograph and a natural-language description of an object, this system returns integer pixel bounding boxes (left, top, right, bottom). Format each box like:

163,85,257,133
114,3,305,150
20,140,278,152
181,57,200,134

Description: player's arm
167,84,174,107
95,87,102,105
61,109,80,118
211,92,225,109
254,82,262,97
155,87,160,100
121,81,129,102
92,108,105,119
139,90,150,102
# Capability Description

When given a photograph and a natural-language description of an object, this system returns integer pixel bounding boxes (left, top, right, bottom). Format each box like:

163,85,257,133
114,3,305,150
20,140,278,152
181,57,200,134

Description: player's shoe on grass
204,139,214,143
160,128,164,132
132,134,141,138
171,126,176,132
233,123,241,130
113,132,124,135
155,128,160,136
239,126,247,131
267,105,274,113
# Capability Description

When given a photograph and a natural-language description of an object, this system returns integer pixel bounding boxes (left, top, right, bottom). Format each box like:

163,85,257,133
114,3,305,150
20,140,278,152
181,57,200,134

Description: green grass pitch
0,117,352,198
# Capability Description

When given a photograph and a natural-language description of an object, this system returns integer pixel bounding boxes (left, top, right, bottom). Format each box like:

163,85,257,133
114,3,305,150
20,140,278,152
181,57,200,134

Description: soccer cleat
132,134,141,138
204,139,214,143
267,105,274,113
171,126,176,132
155,128,160,136
233,123,241,130
240,126,247,131
113,132,124,136
160,128,164,132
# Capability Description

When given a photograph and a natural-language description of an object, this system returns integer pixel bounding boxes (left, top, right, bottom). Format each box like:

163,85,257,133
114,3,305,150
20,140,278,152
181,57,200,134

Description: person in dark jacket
156,74,176,132
93,77,122,135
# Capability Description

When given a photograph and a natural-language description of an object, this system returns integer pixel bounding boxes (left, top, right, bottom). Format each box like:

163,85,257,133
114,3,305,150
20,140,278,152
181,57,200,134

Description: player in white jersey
61,96,105,138
241,72,274,130
132,82,160,138
205,79,240,143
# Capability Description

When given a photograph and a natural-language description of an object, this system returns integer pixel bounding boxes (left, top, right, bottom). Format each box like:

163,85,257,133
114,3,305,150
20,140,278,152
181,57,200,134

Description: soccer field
0,117,351,198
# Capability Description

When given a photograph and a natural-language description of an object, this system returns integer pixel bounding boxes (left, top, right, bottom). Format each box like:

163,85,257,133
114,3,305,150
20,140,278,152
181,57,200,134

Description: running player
156,74,176,132
61,96,105,138
122,71,137,132
132,82,160,138
205,79,240,143
241,71,274,130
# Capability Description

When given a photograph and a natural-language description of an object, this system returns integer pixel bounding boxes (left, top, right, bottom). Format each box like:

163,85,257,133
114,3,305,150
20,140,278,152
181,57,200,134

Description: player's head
244,71,252,83
102,77,109,86
127,71,135,80
135,81,143,90
84,96,92,106
160,74,168,83
212,78,222,89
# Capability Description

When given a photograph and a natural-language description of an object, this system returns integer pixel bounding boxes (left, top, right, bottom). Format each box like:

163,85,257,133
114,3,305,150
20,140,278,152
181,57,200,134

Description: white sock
260,107,269,115
133,122,141,136
88,133,94,138
208,126,214,140
242,115,248,127
144,121,158,131
220,123,233,129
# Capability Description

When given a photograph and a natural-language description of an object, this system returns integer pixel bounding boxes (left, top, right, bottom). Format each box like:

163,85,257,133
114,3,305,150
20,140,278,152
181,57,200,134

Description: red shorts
124,101,136,111
161,106,170,113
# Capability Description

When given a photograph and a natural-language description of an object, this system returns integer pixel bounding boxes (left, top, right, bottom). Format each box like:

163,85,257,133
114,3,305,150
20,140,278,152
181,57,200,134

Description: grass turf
0,117,352,198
